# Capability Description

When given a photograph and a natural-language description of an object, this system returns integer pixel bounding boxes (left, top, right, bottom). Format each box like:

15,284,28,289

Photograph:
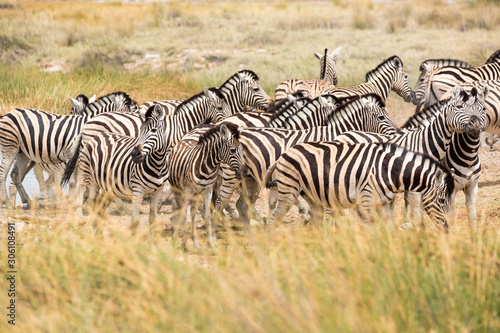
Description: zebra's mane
319,48,328,79
486,49,500,64
82,91,136,114
381,142,455,198
75,94,89,105
266,95,313,122
419,59,472,72
220,70,259,89
365,55,402,82
173,87,225,115
196,122,240,145
324,94,384,123
402,101,444,129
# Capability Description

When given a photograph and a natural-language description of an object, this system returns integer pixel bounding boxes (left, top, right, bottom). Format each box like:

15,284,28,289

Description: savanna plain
0,1,500,332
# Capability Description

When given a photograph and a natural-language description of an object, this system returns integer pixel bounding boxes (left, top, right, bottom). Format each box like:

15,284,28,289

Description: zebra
267,94,373,130
412,60,500,110
274,46,342,103
0,91,138,208
220,93,343,129
265,141,455,229
218,69,273,114
8,93,97,204
167,122,247,251
214,95,401,223
401,95,485,230
138,69,272,117
62,87,230,192
71,103,168,232
332,85,488,228
322,55,413,103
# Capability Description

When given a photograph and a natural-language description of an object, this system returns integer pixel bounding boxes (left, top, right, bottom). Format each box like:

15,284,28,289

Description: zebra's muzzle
235,164,249,180
131,144,146,163
465,116,485,137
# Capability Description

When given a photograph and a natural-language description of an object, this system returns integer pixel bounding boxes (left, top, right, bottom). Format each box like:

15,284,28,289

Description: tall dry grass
1,1,500,331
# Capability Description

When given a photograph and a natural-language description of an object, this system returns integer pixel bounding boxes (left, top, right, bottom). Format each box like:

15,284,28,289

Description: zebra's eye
151,128,158,133
377,115,385,120
253,87,259,92
229,148,237,154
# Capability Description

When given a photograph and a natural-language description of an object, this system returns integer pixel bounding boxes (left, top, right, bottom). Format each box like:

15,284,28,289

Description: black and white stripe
265,141,454,228
219,69,273,114
0,91,138,208
412,60,500,110
402,94,486,230
167,122,247,251
215,95,401,223
73,104,168,230
274,46,342,103
323,55,413,103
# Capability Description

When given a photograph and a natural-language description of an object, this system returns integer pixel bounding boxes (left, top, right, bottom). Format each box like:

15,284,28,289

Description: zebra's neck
219,77,245,115
395,105,454,161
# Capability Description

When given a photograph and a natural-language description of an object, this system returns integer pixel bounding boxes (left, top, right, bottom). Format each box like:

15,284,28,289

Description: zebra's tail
61,134,83,186
265,161,279,188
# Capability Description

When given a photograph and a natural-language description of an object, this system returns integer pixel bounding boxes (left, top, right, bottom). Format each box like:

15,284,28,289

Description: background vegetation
0,1,499,332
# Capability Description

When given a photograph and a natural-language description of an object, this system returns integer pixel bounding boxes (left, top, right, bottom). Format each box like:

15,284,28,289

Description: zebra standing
274,46,342,103
265,141,454,229
412,60,500,110
322,55,413,103
333,86,488,228
402,94,486,230
72,104,168,232
0,91,138,208
167,122,247,251
214,95,401,223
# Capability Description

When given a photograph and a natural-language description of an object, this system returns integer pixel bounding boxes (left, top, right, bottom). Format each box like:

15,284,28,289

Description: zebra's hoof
22,203,30,210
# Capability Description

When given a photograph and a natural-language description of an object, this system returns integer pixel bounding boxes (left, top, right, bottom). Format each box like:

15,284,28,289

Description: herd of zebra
1,46,499,250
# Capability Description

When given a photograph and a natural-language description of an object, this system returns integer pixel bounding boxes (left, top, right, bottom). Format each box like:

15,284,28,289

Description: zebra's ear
314,52,322,60
393,56,402,69
480,85,489,100
451,86,465,101
318,95,331,108
89,94,96,104
204,87,215,101
148,103,165,119
330,45,342,59
435,169,445,184
220,124,231,141
286,94,297,103
68,97,81,108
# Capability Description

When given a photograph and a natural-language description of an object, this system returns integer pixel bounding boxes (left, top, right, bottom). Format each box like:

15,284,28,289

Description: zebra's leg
404,192,423,226
33,164,49,200
0,151,18,207
10,154,34,210
236,177,261,223
171,193,189,250
157,182,173,212
302,196,324,228
8,160,35,207
463,182,477,232
267,186,298,229
130,190,145,233
202,187,217,250
188,200,201,249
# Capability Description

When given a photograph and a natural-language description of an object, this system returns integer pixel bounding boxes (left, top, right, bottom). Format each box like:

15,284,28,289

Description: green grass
1,1,500,331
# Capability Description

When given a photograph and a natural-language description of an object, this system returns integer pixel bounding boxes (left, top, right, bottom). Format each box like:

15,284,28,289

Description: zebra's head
412,61,440,110
69,94,96,115
203,87,231,122
360,95,401,135
131,104,166,164
235,70,273,112
443,85,488,136
218,122,248,180
421,166,455,230
314,46,342,85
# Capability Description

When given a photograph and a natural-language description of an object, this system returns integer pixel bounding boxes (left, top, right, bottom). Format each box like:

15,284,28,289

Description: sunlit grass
1,1,500,331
